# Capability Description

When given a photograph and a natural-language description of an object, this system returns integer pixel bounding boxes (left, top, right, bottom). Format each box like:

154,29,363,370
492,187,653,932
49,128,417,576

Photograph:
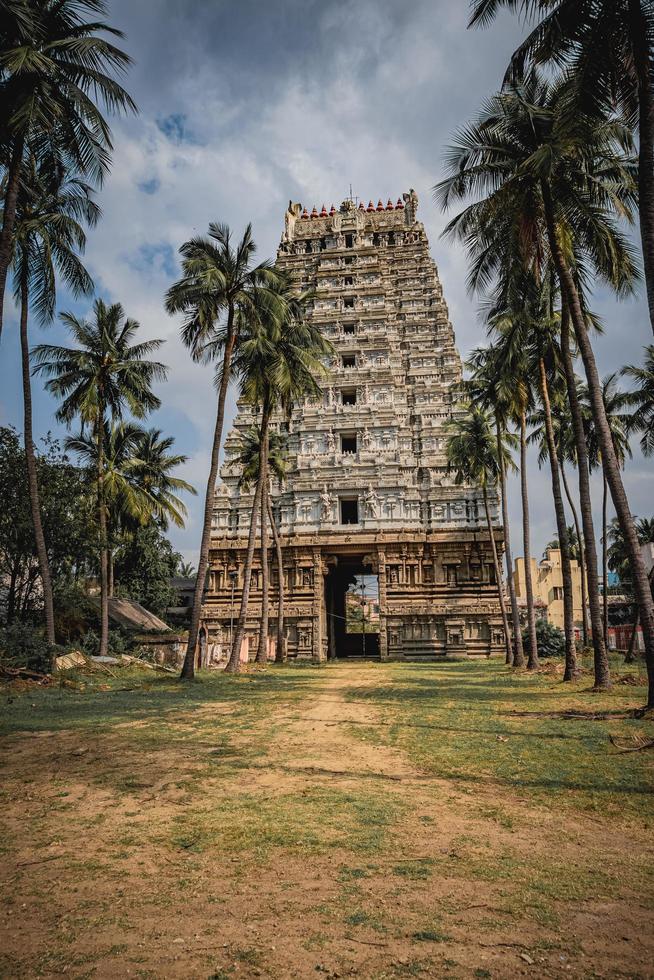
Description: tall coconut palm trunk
538,356,577,680
520,411,539,669
559,308,610,688
626,608,640,664
556,300,641,695
256,450,270,666
560,460,590,645
482,485,512,661
496,418,523,666
96,414,110,659
181,323,236,680
602,470,609,648
268,495,286,663
227,404,270,674
629,0,654,337
0,140,24,343
19,277,55,648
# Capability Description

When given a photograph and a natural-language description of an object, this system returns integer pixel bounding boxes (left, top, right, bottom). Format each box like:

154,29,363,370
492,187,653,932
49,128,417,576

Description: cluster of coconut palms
444,1,654,708
1,2,194,659
164,225,332,678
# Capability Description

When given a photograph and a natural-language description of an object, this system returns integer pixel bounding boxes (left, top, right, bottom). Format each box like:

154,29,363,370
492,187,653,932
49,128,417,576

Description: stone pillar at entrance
377,547,389,660
312,548,325,663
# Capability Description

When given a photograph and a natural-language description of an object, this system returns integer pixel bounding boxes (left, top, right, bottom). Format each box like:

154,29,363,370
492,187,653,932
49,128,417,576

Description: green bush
522,618,566,658
80,627,132,657
0,623,52,672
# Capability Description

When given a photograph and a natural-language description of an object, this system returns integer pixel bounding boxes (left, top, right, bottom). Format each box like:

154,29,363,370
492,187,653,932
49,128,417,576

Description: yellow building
513,548,586,631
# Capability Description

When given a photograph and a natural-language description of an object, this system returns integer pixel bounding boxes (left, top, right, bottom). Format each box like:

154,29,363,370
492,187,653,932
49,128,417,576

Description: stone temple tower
201,191,505,661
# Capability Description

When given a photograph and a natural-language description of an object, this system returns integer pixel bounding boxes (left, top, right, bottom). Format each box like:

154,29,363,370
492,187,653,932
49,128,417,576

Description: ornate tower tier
201,191,505,662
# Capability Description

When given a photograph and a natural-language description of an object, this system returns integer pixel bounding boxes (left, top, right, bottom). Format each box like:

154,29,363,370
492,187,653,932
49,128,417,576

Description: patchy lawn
0,657,652,979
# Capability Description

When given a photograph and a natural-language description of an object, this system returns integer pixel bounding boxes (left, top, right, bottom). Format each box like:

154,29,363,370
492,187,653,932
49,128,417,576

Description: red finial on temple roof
367,200,375,212
300,207,309,219
395,197,404,209
376,199,384,211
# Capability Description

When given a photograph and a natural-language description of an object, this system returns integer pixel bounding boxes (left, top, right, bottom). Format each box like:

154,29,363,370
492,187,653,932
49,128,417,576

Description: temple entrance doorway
325,556,380,659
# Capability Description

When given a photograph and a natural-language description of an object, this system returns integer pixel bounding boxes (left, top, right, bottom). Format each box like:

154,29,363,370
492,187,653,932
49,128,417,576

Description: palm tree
486,316,540,669
66,422,195,596
530,377,592,646
32,300,166,657
623,345,654,456
583,375,632,647
232,426,289,663
177,561,196,578
165,222,282,680
445,404,514,659
131,428,196,531
226,276,330,673
435,72,654,701
4,152,98,647
514,277,578,679
469,0,654,337
0,0,136,340
466,345,525,666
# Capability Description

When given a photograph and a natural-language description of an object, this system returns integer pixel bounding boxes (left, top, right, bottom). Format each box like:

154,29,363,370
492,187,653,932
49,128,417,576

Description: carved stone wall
202,192,505,660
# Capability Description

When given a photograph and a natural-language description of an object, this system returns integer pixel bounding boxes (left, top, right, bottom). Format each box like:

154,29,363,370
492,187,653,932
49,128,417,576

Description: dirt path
1,661,653,979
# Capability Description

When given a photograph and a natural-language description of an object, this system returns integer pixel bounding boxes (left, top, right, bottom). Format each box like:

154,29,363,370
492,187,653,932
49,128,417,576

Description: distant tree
0,427,92,626
177,561,196,578
113,524,181,618
523,618,566,659
33,300,166,657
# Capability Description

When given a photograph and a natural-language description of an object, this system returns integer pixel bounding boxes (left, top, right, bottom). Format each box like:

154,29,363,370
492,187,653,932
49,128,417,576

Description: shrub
0,623,52,673
523,618,566,658
80,627,133,657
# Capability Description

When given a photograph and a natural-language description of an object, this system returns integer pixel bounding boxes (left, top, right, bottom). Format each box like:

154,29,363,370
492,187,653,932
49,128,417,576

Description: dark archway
325,556,380,659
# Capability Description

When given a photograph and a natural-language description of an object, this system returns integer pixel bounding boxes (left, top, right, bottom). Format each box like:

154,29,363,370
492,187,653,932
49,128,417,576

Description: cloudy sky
1,0,651,565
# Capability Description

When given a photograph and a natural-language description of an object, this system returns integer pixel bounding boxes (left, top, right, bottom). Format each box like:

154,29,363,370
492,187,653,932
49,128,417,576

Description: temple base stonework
203,531,505,662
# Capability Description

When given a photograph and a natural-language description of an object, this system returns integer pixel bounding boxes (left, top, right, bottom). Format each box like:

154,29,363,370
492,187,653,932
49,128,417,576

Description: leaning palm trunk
496,418,523,666
482,485,512,661
543,183,620,688
602,470,609,648
268,495,286,662
560,460,590,645
538,357,577,680
181,322,236,680
19,277,56,648
629,0,654,337
520,411,539,669
256,452,270,666
227,404,270,673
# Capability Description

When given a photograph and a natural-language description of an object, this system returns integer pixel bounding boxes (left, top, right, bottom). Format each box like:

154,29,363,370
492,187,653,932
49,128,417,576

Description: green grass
344,655,653,820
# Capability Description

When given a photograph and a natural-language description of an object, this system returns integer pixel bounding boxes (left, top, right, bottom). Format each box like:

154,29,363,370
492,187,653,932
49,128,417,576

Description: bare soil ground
1,659,653,979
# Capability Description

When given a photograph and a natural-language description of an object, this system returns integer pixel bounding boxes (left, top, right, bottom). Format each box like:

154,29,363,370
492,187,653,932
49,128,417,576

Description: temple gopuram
201,191,506,660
